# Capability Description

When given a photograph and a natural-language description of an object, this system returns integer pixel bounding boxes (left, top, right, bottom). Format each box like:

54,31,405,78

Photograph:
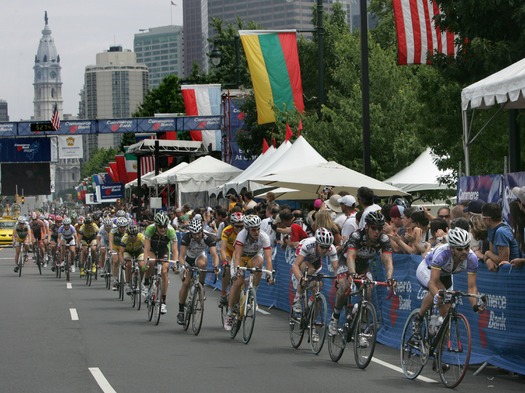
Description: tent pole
462,110,470,176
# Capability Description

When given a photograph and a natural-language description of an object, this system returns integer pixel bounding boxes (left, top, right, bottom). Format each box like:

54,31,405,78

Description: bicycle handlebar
238,266,274,276
353,276,397,299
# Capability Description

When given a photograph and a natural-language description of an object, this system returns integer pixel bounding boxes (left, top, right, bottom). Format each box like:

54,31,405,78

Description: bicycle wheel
400,308,429,380
353,301,378,369
153,278,162,325
289,300,305,349
219,294,229,327
105,256,112,290
136,273,142,311
118,266,125,301
328,321,347,362
242,288,257,344
57,252,62,279
191,283,204,336
310,294,328,355
436,313,471,388
18,251,24,277
36,247,42,275
230,306,241,339
65,253,70,282
85,255,92,286
147,281,155,322
131,271,138,308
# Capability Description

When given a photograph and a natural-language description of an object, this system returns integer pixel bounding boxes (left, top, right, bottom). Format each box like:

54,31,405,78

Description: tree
133,74,186,117
81,147,119,179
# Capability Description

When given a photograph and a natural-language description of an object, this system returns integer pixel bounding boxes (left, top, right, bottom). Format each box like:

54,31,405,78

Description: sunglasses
157,225,167,229
369,225,383,232
438,215,450,219
454,246,469,252
319,245,330,250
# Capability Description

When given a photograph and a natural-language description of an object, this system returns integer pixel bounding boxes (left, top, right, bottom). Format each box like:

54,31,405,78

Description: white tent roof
124,170,156,189
169,155,242,192
383,148,453,192
461,58,525,110
254,161,407,197
150,162,188,185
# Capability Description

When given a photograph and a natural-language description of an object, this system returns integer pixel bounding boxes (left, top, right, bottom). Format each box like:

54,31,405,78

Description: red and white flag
141,156,155,176
181,84,222,150
392,0,460,65
51,103,61,131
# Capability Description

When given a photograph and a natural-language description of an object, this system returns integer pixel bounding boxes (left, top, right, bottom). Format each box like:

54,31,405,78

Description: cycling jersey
180,231,217,259
50,224,60,241
79,223,99,240
15,223,30,241
220,225,238,258
58,225,76,241
120,233,145,256
344,228,393,272
234,229,271,257
143,224,177,257
296,237,338,269
110,227,127,251
97,226,111,247
422,244,478,275
29,219,45,240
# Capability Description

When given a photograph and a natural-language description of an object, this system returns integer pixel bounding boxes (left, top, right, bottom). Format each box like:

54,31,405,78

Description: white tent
150,162,188,185
461,58,525,175
124,170,156,189
254,161,407,197
384,148,453,192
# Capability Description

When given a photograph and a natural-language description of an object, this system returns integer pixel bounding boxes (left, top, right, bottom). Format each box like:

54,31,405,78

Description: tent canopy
384,148,453,192
254,161,407,197
150,162,188,185
124,170,156,189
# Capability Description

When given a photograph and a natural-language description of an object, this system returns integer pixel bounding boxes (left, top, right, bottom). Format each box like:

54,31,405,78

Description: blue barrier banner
137,118,176,132
99,119,138,134
0,137,51,162
0,122,18,137
502,172,525,223
457,174,502,204
176,115,222,131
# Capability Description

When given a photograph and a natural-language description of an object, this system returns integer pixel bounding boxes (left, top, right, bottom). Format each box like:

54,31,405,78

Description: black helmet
365,211,385,227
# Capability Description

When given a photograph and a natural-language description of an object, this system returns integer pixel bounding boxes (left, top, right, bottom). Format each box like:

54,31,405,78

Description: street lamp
209,37,242,88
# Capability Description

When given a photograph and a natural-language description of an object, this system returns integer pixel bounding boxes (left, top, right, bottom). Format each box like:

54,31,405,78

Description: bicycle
16,244,29,277
181,264,219,336
33,240,43,275
118,259,126,301
101,250,113,290
217,264,231,327
230,266,274,344
327,274,392,369
400,289,487,388
84,247,98,287
289,271,336,354
145,258,172,325
129,256,142,310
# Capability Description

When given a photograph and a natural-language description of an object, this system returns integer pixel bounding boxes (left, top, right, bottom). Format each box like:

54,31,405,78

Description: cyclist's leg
228,258,248,310
250,255,264,287
220,257,231,299
123,253,132,284
99,245,106,269
196,253,208,285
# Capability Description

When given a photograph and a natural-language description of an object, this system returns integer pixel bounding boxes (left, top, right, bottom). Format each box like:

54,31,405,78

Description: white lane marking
89,367,117,393
67,283,72,289
69,308,79,321
256,306,270,315
372,357,438,383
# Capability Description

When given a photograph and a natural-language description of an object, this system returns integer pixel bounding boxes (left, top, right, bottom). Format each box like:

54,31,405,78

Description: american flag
51,103,60,131
141,156,155,176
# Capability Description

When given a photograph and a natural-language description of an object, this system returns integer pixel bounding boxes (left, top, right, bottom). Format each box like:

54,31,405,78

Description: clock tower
33,11,62,121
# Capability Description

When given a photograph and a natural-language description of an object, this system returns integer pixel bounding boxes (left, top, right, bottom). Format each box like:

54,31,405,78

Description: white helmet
446,228,471,248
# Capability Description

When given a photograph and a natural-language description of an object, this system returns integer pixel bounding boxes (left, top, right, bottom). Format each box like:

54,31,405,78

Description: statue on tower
45,11,48,25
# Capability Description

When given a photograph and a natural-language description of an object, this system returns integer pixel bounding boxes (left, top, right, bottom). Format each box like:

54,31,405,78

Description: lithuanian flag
239,30,305,124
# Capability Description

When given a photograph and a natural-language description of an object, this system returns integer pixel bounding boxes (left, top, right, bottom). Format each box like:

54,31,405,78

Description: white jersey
234,229,271,257
296,237,338,266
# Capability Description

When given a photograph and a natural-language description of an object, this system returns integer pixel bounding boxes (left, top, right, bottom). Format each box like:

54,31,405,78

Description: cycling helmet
116,217,129,227
188,219,203,234
116,210,126,218
154,212,170,227
365,211,385,227
315,227,334,247
446,227,471,248
394,197,409,208
127,225,139,236
31,212,37,220
77,216,84,224
17,216,26,224
55,215,63,223
70,211,78,220
243,214,261,229
84,216,93,225
49,214,55,221
230,212,244,224
102,218,113,227
63,217,72,226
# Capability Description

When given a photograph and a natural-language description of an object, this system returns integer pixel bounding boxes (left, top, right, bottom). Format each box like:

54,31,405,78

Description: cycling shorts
123,251,144,261
81,237,97,247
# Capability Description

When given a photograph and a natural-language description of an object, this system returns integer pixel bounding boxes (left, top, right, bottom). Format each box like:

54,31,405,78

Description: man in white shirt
357,186,381,229
335,195,358,241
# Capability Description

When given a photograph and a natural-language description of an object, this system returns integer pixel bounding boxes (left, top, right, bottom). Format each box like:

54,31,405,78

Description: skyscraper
134,25,184,89
80,45,149,159
0,100,8,121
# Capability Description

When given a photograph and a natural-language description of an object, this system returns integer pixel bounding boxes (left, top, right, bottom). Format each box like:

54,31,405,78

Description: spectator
357,186,381,229
324,194,343,221
260,204,279,246
312,209,343,253
384,205,405,253
335,195,358,242
509,198,525,268
306,198,323,235
436,206,452,225
428,217,448,247
265,191,278,207
468,214,489,261
463,199,485,216
450,203,468,221
243,191,257,210
277,209,309,249
481,202,520,271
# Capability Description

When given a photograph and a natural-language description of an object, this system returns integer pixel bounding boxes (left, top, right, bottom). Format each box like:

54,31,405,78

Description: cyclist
97,217,114,273
29,212,47,264
223,214,274,331
291,228,339,313
119,224,145,296
218,211,244,306
49,215,63,271
13,216,32,273
109,217,129,290
78,216,99,277
143,212,179,315
412,227,483,338
329,211,396,335
58,217,78,270
177,219,220,325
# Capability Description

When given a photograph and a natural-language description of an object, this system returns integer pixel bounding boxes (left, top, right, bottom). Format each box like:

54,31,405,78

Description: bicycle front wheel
147,282,155,322
131,272,138,308
353,301,378,369
289,301,305,349
310,294,328,355
400,308,428,380
436,313,471,388
242,288,257,344
18,252,24,277
65,253,70,282
191,283,204,336
327,321,347,362
36,247,42,275
153,278,162,325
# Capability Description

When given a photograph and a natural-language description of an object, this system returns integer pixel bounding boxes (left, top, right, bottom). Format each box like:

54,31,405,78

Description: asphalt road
0,246,523,393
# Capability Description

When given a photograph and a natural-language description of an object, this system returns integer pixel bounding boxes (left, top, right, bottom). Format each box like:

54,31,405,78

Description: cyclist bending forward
13,217,32,273
224,214,274,331
143,212,178,315
412,227,483,337
219,212,244,306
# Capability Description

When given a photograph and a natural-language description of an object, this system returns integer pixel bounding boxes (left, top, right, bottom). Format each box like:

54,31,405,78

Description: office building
0,100,8,121
134,25,184,89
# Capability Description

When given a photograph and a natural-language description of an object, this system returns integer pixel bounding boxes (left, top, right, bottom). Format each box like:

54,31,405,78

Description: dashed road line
67,283,72,289
69,308,79,321
89,367,117,393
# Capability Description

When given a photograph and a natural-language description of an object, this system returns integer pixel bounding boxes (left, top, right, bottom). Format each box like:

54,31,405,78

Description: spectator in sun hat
512,186,525,213
335,195,358,241
324,194,343,221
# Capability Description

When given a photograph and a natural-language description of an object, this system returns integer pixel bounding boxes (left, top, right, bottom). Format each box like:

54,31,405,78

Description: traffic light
21,196,25,204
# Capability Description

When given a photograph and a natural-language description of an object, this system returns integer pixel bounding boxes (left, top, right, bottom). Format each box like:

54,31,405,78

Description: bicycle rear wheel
146,281,155,322
153,278,162,325
353,301,378,369
289,300,305,349
309,294,328,355
36,247,42,275
436,313,471,388
242,288,257,344
183,286,193,331
118,265,125,300
131,271,138,308
191,283,204,336
400,308,428,380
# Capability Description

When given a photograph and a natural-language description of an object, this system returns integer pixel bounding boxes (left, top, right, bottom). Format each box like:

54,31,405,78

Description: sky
0,0,183,121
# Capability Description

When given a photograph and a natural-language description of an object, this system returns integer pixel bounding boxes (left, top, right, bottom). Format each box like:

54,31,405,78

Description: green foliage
81,147,120,179
133,74,186,117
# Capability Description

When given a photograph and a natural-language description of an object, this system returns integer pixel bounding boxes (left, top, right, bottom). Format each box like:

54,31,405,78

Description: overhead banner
0,137,51,162
58,135,83,159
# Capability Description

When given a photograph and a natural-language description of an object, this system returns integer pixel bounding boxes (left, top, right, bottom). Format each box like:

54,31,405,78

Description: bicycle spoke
309,294,327,355
242,289,257,344
191,284,204,336
400,309,428,379
289,301,305,349
353,301,377,369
